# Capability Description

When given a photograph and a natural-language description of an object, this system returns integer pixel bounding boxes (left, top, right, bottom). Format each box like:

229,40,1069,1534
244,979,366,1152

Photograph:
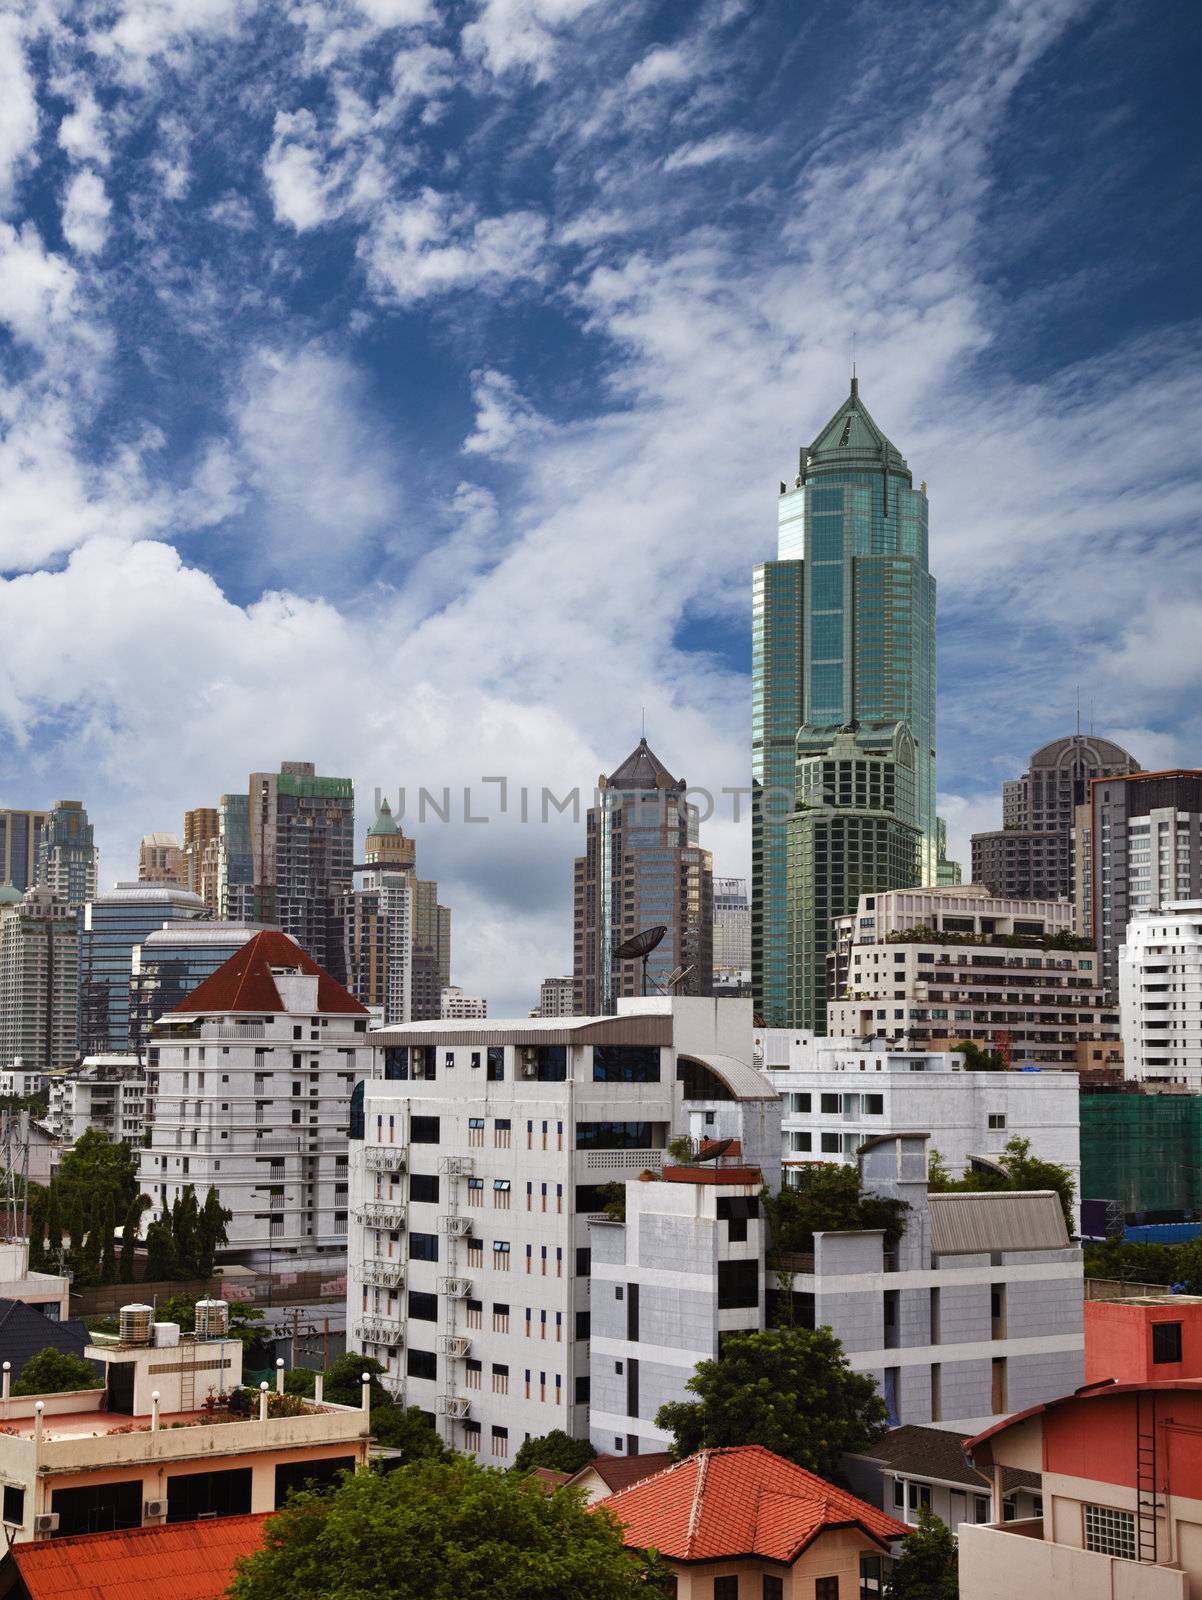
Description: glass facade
37,800,98,910
752,380,937,1029
128,923,257,1052
78,883,207,1056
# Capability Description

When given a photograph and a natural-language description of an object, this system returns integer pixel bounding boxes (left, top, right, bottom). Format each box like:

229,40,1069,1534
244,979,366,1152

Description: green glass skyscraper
752,378,937,1030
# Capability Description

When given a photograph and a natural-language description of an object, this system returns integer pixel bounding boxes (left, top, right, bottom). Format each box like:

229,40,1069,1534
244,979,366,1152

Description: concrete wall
958,1522,1186,1600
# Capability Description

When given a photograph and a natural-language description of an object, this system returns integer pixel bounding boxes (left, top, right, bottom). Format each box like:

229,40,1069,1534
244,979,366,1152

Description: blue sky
0,0,1199,1014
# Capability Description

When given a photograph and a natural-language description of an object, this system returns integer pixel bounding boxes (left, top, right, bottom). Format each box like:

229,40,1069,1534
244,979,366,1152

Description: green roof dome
0,885,24,905
368,798,400,837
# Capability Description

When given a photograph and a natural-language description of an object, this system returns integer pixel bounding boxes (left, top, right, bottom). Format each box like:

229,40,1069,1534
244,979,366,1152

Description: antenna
851,328,857,380
614,926,668,996
1075,685,1081,737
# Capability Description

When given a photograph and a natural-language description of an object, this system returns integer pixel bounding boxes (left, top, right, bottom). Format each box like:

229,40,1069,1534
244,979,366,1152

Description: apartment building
1119,901,1202,1086
440,987,487,1020
346,997,780,1461
0,887,79,1073
47,1056,149,1148
139,930,370,1267
772,1133,1084,1432
534,976,574,1018
755,1030,1081,1196
827,886,1117,1065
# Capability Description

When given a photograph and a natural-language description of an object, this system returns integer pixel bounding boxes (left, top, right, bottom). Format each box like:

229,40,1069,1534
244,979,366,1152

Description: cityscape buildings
46,1055,149,1146
77,882,207,1057
712,876,751,993
137,832,182,884
825,885,1119,1066
534,976,574,1017
972,734,1139,903
36,800,98,911
573,738,713,1015
1080,769,1202,995
1118,900,1202,1087
753,378,938,1034
440,986,487,1019
182,806,220,912
935,816,962,887
128,921,262,1052
140,928,370,1264
217,791,254,922
0,809,48,892
0,886,79,1071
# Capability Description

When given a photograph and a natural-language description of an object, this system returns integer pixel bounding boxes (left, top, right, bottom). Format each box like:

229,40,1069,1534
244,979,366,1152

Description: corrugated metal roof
928,1191,1069,1255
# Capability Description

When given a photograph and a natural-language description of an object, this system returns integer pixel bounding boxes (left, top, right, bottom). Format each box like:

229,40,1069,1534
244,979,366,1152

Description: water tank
194,1298,230,1339
118,1304,154,1346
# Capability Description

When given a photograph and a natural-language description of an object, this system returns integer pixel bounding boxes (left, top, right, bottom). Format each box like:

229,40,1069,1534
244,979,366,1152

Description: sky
0,0,1200,1016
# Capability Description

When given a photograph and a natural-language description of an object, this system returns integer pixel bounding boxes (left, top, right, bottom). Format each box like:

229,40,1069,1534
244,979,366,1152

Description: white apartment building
1120,901,1202,1086
347,997,781,1461
535,976,574,1018
754,1030,1081,1198
0,1066,49,1099
47,1056,148,1147
139,929,371,1266
440,986,487,1020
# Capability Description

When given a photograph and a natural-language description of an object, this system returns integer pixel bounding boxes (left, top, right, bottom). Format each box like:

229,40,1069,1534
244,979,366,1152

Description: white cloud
57,91,110,168
662,131,762,171
263,109,340,231
61,169,112,255
461,0,603,81
462,369,549,457
0,17,38,214
626,45,696,92
353,0,433,24
387,41,457,114
359,189,548,303
0,222,79,347
85,0,256,87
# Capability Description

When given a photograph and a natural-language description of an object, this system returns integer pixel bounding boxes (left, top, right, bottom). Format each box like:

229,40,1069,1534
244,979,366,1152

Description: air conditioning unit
144,1498,167,1519
34,1514,59,1534
436,1394,470,1419
520,1047,538,1078
438,1334,471,1358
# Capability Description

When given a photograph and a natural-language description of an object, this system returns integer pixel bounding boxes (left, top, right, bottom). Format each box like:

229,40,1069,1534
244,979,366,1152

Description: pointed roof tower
368,798,400,837
363,798,416,869
605,737,683,792
800,376,911,486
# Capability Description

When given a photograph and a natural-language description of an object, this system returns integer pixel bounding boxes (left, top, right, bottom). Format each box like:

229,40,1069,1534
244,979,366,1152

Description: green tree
513,1430,597,1475
995,1136,1075,1229
12,1347,101,1396
99,1195,118,1284
119,1194,150,1282
144,1216,176,1279
886,1506,958,1599
228,1454,657,1600
56,1129,139,1217
196,1186,232,1276
925,1150,955,1192
655,1326,886,1477
368,1403,450,1459
320,1352,389,1408
954,1040,1003,1071
27,1186,48,1272
171,1188,200,1277
44,1183,62,1272
764,1164,908,1256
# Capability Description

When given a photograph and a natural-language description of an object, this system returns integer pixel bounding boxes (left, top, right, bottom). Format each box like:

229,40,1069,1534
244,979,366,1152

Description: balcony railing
438,1216,471,1236
361,1259,404,1289
438,1334,471,1358
438,1276,472,1298
357,1319,404,1345
436,1395,470,1419
366,1146,406,1172
357,1203,406,1228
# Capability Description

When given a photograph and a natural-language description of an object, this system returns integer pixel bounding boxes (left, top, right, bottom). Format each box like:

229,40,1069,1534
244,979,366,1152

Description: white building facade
440,986,487,1020
139,930,371,1266
346,998,780,1461
47,1055,148,1147
1120,901,1202,1086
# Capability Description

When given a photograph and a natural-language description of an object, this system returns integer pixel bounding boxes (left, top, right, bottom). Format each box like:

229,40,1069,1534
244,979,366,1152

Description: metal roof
928,1190,1070,1255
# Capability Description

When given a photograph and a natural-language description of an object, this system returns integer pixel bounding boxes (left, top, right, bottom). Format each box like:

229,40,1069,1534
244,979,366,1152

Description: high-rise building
753,379,937,1033
182,807,221,913
972,735,1139,903
141,929,370,1264
0,810,49,892
137,832,183,884
128,921,262,1047
713,877,751,993
412,879,451,1020
78,882,207,1057
0,886,79,1071
218,791,254,922
363,798,416,871
1119,901,1202,1088
573,738,713,1015
247,761,354,980
935,817,962,887
36,800,98,911
1081,769,1202,996
535,976,575,1017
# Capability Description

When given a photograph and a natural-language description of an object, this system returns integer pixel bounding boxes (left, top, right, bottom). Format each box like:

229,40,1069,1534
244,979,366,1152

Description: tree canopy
1084,1235,1202,1293
514,1430,597,1475
926,1136,1075,1228
764,1163,908,1256
145,1186,232,1280
284,1355,442,1454
12,1347,102,1396
655,1326,886,1477
886,1506,959,1599
227,1454,659,1600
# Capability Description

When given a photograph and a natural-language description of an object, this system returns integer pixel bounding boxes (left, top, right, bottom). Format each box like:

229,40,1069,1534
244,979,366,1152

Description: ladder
180,1342,197,1412
1135,1392,1159,1563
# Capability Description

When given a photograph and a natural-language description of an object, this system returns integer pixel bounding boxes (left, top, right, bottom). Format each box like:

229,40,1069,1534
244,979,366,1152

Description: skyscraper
247,761,354,980
138,832,183,884
0,886,79,1071
128,920,262,1047
713,876,751,993
752,379,936,1031
182,807,221,913
218,791,254,922
573,737,713,1014
36,800,98,910
78,882,207,1056
0,810,49,892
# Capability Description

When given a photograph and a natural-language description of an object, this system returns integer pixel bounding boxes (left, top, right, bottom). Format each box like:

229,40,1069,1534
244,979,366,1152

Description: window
2,1484,24,1525
491,1425,509,1459
820,1092,840,1113
487,1047,505,1081
713,1579,739,1600
907,1483,931,1512
859,1555,884,1600
864,1094,884,1115
406,1347,437,1381
987,1113,1006,1130
820,1132,841,1153
1084,1504,1136,1561
717,1259,758,1309
576,1247,591,1276
575,1121,655,1150
408,1290,438,1321
790,1092,811,1113
763,1580,783,1600
410,1116,440,1143
1153,1321,1183,1364
815,1580,839,1600
409,1172,439,1204
409,1232,439,1262
491,1362,509,1394
593,1045,661,1083
493,1303,510,1332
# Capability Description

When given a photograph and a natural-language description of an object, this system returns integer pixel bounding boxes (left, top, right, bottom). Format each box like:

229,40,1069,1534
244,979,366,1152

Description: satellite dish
613,926,668,997
652,962,693,995
694,1137,734,1165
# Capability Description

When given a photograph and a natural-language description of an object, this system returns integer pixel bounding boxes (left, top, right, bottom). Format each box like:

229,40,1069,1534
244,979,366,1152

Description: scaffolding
1080,1092,1202,1218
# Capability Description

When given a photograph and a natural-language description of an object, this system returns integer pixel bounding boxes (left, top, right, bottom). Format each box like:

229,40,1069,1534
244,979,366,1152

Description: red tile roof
169,928,367,1016
9,1512,271,1600
570,1452,675,1493
600,1446,907,1564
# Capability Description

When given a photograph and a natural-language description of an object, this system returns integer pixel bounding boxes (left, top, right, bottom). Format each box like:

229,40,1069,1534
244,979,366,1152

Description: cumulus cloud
0,17,38,214
626,45,696,92
359,189,548,303
461,0,604,81
57,91,110,168
462,369,549,456
61,169,112,254
662,131,763,171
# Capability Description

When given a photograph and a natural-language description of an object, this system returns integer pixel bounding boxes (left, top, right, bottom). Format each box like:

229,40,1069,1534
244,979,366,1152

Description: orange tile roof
600,1445,907,1564
572,1452,676,1493
169,928,367,1017
9,1512,272,1600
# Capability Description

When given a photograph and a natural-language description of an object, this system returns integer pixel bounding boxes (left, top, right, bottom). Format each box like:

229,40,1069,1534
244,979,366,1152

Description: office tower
137,832,183,884
713,876,751,992
182,807,221,913
573,738,714,1015
825,885,1118,1066
1083,769,1202,996
78,882,206,1056
536,976,574,1018
128,920,262,1046
972,734,1139,901
218,791,254,922
0,810,49,892
36,800,98,910
753,379,936,1033
0,886,79,1071
248,761,354,980
935,817,962,887
412,878,451,1021
1120,902,1202,1087
363,798,416,870
140,929,369,1264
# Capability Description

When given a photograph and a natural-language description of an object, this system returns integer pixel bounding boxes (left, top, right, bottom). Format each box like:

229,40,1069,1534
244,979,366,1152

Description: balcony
436,1395,470,1419
356,1203,406,1229
438,1334,471,1358
957,1522,1185,1600
438,1215,471,1236
361,1259,404,1289
440,1156,474,1176
438,1276,472,1298
366,1146,406,1172
357,1319,404,1346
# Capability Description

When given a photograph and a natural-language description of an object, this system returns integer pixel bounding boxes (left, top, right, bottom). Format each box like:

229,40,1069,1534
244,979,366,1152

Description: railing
584,1150,664,1170
357,1320,404,1345
361,1259,404,1288
441,1156,475,1176
438,1334,471,1358
357,1203,406,1228
208,1023,266,1040
439,1216,471,1236
436,1395,470,1419
438,1276,472,1298
366,1146,406,1172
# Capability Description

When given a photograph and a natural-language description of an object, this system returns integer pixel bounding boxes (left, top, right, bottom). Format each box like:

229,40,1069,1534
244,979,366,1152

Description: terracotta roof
7,1512,271,1600
570,1452,675,1494
600,1445,907,1563
849,1424,1039,1495
661,1166,762,1186
169,928,367,1016
528,1467,571,1493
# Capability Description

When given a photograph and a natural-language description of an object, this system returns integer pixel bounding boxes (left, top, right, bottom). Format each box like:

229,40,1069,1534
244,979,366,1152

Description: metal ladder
1135,1392,1159,1563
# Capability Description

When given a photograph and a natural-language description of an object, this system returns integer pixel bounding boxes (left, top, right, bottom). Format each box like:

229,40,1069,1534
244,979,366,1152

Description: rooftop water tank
194,1298,230,1339
118,1303,154,1346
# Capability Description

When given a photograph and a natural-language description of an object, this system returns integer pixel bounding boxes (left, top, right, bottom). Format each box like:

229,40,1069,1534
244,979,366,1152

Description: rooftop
606,737,682,792
601,1444,907,1564
849,1424,1039,1496
927,1191,1070,1255
168,928,367,1017
569,1451,674,1494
